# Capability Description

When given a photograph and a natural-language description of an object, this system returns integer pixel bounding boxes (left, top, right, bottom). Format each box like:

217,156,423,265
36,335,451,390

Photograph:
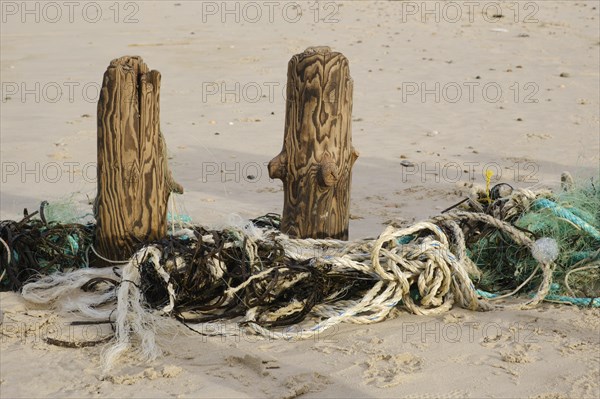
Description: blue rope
476,289,499,299
531,198,600,241
543,294,599,307
167,212,193,224
476,285,599,307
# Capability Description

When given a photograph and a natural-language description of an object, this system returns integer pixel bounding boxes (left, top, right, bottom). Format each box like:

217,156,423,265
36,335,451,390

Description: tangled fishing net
0,175,598,372
461,175,599,301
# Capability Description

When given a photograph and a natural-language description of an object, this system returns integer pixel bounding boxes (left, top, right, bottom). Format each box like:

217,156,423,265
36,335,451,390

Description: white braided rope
20,210,556,369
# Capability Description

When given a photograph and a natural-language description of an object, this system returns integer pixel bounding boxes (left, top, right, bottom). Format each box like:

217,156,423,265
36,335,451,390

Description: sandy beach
1,1,599,398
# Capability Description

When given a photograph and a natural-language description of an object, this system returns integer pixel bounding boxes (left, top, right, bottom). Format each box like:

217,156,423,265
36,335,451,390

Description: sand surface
1,291,599,398
1,1,599,398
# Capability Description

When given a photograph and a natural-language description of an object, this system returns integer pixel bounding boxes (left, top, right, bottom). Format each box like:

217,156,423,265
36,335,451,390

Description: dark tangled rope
136,218,372,328
0,205,94,291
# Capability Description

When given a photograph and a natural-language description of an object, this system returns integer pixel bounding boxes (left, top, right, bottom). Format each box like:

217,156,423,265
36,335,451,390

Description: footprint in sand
225,354,279,377
103,365,182,385
282,372,331,399
530,393,569,399
568,369,600,399
362,352,424,388
401,390,470,399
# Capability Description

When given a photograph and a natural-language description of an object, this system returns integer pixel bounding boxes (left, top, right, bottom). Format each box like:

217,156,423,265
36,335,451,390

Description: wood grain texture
95,56,182,261
269,47,358,240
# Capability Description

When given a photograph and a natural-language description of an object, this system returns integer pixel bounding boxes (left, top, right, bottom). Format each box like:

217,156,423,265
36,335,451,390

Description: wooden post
268,46,358,240
94,56,183,262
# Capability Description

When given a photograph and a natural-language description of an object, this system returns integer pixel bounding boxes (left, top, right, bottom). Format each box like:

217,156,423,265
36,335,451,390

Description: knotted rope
19,210,556,371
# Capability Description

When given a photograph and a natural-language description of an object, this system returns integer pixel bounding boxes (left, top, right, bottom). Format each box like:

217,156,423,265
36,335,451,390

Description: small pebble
400,160,415,167
560,72,570,78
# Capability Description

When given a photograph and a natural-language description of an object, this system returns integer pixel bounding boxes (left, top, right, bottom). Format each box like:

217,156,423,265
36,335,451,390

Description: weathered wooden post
94,56,183,262
268,46,358,240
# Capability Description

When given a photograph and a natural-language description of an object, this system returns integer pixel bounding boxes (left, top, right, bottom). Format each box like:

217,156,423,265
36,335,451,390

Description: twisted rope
19,210,556,370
